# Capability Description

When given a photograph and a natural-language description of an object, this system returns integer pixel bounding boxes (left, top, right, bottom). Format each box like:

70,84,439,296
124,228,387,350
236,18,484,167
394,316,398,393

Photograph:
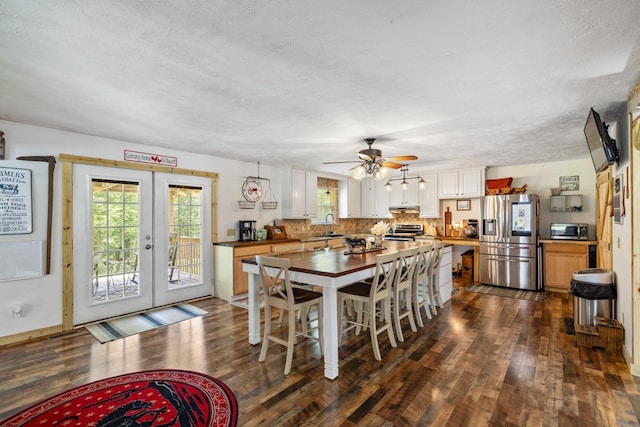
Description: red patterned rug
1,369,238,427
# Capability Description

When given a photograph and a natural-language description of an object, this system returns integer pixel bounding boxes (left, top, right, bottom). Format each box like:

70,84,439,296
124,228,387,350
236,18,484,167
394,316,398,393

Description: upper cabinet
338,178,362,218
438,168,484,198
389,179,419,207
281,169,318,218
419,173,439,218
361,178,392,218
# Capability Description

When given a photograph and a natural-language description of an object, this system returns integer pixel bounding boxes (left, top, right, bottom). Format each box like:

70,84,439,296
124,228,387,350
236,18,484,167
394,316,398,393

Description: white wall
487,158,597,240
0,120,284,338
612,112,633,356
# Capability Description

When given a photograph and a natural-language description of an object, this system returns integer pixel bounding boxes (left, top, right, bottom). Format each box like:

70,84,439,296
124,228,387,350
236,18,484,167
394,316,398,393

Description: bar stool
391,247,419,342
413,243,435,327
256,255,323,375
337,251,398,361
430,242,446,314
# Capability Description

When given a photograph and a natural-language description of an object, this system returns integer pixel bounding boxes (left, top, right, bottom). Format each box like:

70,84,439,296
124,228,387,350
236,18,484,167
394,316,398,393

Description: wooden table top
241,240,428,278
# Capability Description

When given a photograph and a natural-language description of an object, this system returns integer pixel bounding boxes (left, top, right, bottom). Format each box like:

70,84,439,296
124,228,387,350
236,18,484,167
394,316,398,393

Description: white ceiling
2,1,640,175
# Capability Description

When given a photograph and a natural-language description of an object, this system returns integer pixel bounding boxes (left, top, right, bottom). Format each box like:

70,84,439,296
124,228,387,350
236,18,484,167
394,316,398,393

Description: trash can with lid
569,268,615,327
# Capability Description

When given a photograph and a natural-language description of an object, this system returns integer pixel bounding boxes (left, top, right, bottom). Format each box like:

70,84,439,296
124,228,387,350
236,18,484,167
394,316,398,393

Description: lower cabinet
543,242,589,291
213,243,272,301
438,246,453,303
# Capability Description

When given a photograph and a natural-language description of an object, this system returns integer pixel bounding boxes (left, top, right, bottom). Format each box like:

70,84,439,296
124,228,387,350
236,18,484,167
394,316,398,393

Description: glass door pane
154,173,212,307
91,179,141,302
167,185,203,290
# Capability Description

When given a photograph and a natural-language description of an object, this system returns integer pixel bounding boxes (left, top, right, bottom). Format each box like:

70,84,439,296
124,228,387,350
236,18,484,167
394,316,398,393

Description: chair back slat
416,243,434,281
397,247,419,288
256,255,293,303
369,251,400,297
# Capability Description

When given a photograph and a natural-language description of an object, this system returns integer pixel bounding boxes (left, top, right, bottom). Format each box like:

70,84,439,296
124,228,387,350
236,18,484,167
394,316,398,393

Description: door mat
465,284,545,302
85,303,208,343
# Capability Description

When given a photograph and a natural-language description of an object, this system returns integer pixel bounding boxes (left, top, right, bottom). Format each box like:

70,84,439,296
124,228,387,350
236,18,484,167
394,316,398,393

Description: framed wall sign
559,175,579,191
0,167,32,234
456,199,470,211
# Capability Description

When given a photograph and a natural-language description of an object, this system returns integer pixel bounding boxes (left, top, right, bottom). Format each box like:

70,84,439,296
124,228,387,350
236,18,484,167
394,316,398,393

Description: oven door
383,235,416,242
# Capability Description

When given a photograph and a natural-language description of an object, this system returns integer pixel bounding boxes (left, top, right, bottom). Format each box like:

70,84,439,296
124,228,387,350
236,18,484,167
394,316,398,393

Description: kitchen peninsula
213,236,346,302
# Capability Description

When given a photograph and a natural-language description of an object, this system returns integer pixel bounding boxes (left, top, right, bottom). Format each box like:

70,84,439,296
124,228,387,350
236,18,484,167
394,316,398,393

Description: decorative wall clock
242,178,262,202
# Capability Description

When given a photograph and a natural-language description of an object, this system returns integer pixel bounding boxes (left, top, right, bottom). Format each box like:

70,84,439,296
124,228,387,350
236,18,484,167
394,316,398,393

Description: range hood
389,206,420,214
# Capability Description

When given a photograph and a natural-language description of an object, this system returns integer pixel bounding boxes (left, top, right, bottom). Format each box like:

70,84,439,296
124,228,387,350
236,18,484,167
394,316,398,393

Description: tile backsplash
274,213,444,239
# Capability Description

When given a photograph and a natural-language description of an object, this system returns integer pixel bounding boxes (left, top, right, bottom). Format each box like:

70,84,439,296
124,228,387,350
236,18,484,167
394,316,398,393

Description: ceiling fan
323,138,418,180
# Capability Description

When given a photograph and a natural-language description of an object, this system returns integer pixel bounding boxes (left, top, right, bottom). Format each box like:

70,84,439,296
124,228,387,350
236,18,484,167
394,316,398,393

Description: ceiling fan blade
386,155,418,161
322,160,362,164
357,153,373,161
381,161,404,169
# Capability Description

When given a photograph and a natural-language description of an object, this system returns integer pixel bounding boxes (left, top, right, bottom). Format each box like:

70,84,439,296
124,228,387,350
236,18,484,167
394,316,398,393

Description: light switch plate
226,228,235,237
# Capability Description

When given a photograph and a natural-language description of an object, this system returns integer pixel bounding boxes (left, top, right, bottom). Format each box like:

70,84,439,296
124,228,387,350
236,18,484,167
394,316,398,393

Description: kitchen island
241,240,452,379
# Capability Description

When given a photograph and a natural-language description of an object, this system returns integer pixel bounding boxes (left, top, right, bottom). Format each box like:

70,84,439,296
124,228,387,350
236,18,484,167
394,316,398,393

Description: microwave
550,223,588,240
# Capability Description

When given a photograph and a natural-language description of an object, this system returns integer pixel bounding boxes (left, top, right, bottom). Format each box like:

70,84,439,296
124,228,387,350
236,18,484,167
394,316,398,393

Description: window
315,177,338,223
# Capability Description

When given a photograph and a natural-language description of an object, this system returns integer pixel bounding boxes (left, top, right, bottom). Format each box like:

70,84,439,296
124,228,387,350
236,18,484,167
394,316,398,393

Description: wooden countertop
213,238,300,248
539,239,597,245
433,236,480,246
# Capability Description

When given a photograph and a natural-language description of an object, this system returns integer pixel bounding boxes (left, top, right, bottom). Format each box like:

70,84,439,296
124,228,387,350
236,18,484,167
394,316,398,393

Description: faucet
325,213,335,235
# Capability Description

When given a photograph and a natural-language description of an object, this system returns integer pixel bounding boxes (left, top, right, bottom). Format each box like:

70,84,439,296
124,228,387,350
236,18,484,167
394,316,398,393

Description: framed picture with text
559,175,579,191
457,199,470,211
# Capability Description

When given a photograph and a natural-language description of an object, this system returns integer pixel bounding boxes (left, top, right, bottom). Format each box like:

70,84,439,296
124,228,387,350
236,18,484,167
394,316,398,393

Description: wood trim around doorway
60,154,218,331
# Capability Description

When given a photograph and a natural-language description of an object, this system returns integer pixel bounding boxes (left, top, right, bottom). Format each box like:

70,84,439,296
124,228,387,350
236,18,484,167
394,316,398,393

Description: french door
73,165,212,325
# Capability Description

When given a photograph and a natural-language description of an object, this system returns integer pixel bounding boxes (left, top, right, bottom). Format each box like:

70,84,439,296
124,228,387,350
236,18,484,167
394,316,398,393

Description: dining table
241,240,428,380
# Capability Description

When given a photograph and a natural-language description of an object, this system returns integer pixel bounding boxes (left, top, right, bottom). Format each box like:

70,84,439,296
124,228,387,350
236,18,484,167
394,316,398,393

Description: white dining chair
256,255,323,375
413,243,435,327
429,242,446,313
337,251,398,361
391,247,419,342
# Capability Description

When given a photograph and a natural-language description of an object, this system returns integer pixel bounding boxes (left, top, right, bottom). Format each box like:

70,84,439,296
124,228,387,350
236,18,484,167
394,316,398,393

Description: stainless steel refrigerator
479,194,541,290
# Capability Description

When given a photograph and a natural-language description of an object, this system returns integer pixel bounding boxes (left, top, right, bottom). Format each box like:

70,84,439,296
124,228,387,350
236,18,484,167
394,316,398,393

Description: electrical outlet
12,304,22,318
226,228,235,237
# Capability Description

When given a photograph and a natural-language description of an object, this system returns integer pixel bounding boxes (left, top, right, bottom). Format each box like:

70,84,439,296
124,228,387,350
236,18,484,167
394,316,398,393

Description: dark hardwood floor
1,283,640,426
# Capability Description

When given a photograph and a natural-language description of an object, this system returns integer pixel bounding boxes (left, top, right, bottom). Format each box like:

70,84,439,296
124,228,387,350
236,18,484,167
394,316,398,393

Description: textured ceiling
1,1,640,174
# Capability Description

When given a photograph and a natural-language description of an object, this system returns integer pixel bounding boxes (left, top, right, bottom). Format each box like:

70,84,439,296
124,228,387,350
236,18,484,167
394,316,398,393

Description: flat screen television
583,107,619,172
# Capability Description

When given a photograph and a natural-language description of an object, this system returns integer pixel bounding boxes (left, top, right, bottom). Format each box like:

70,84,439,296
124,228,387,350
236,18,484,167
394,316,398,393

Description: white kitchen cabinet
419,173,439,218
361,178,391,218
389,179,419,207
438,168,484,198
281,169,318,218
338,178,362,218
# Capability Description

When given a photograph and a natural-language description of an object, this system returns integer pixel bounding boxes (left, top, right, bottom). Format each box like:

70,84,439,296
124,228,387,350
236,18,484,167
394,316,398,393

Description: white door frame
60,154,218,330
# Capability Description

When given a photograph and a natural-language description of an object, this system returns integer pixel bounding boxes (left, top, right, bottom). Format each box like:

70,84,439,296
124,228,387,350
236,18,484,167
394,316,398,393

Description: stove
384,223,424,241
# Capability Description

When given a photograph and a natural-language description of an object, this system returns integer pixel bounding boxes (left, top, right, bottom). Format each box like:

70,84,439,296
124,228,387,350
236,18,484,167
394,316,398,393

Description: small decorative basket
261,180,278,209
238,200,255,209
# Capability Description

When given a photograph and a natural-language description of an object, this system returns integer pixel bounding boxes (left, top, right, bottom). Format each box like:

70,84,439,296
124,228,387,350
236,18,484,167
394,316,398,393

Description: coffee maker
239,220,257,242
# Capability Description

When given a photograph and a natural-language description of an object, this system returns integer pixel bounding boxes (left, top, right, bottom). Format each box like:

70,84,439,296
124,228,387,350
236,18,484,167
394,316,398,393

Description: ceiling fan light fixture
385,180,392,191
401,179,408,190
374,166,392,180
350,164,366,180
